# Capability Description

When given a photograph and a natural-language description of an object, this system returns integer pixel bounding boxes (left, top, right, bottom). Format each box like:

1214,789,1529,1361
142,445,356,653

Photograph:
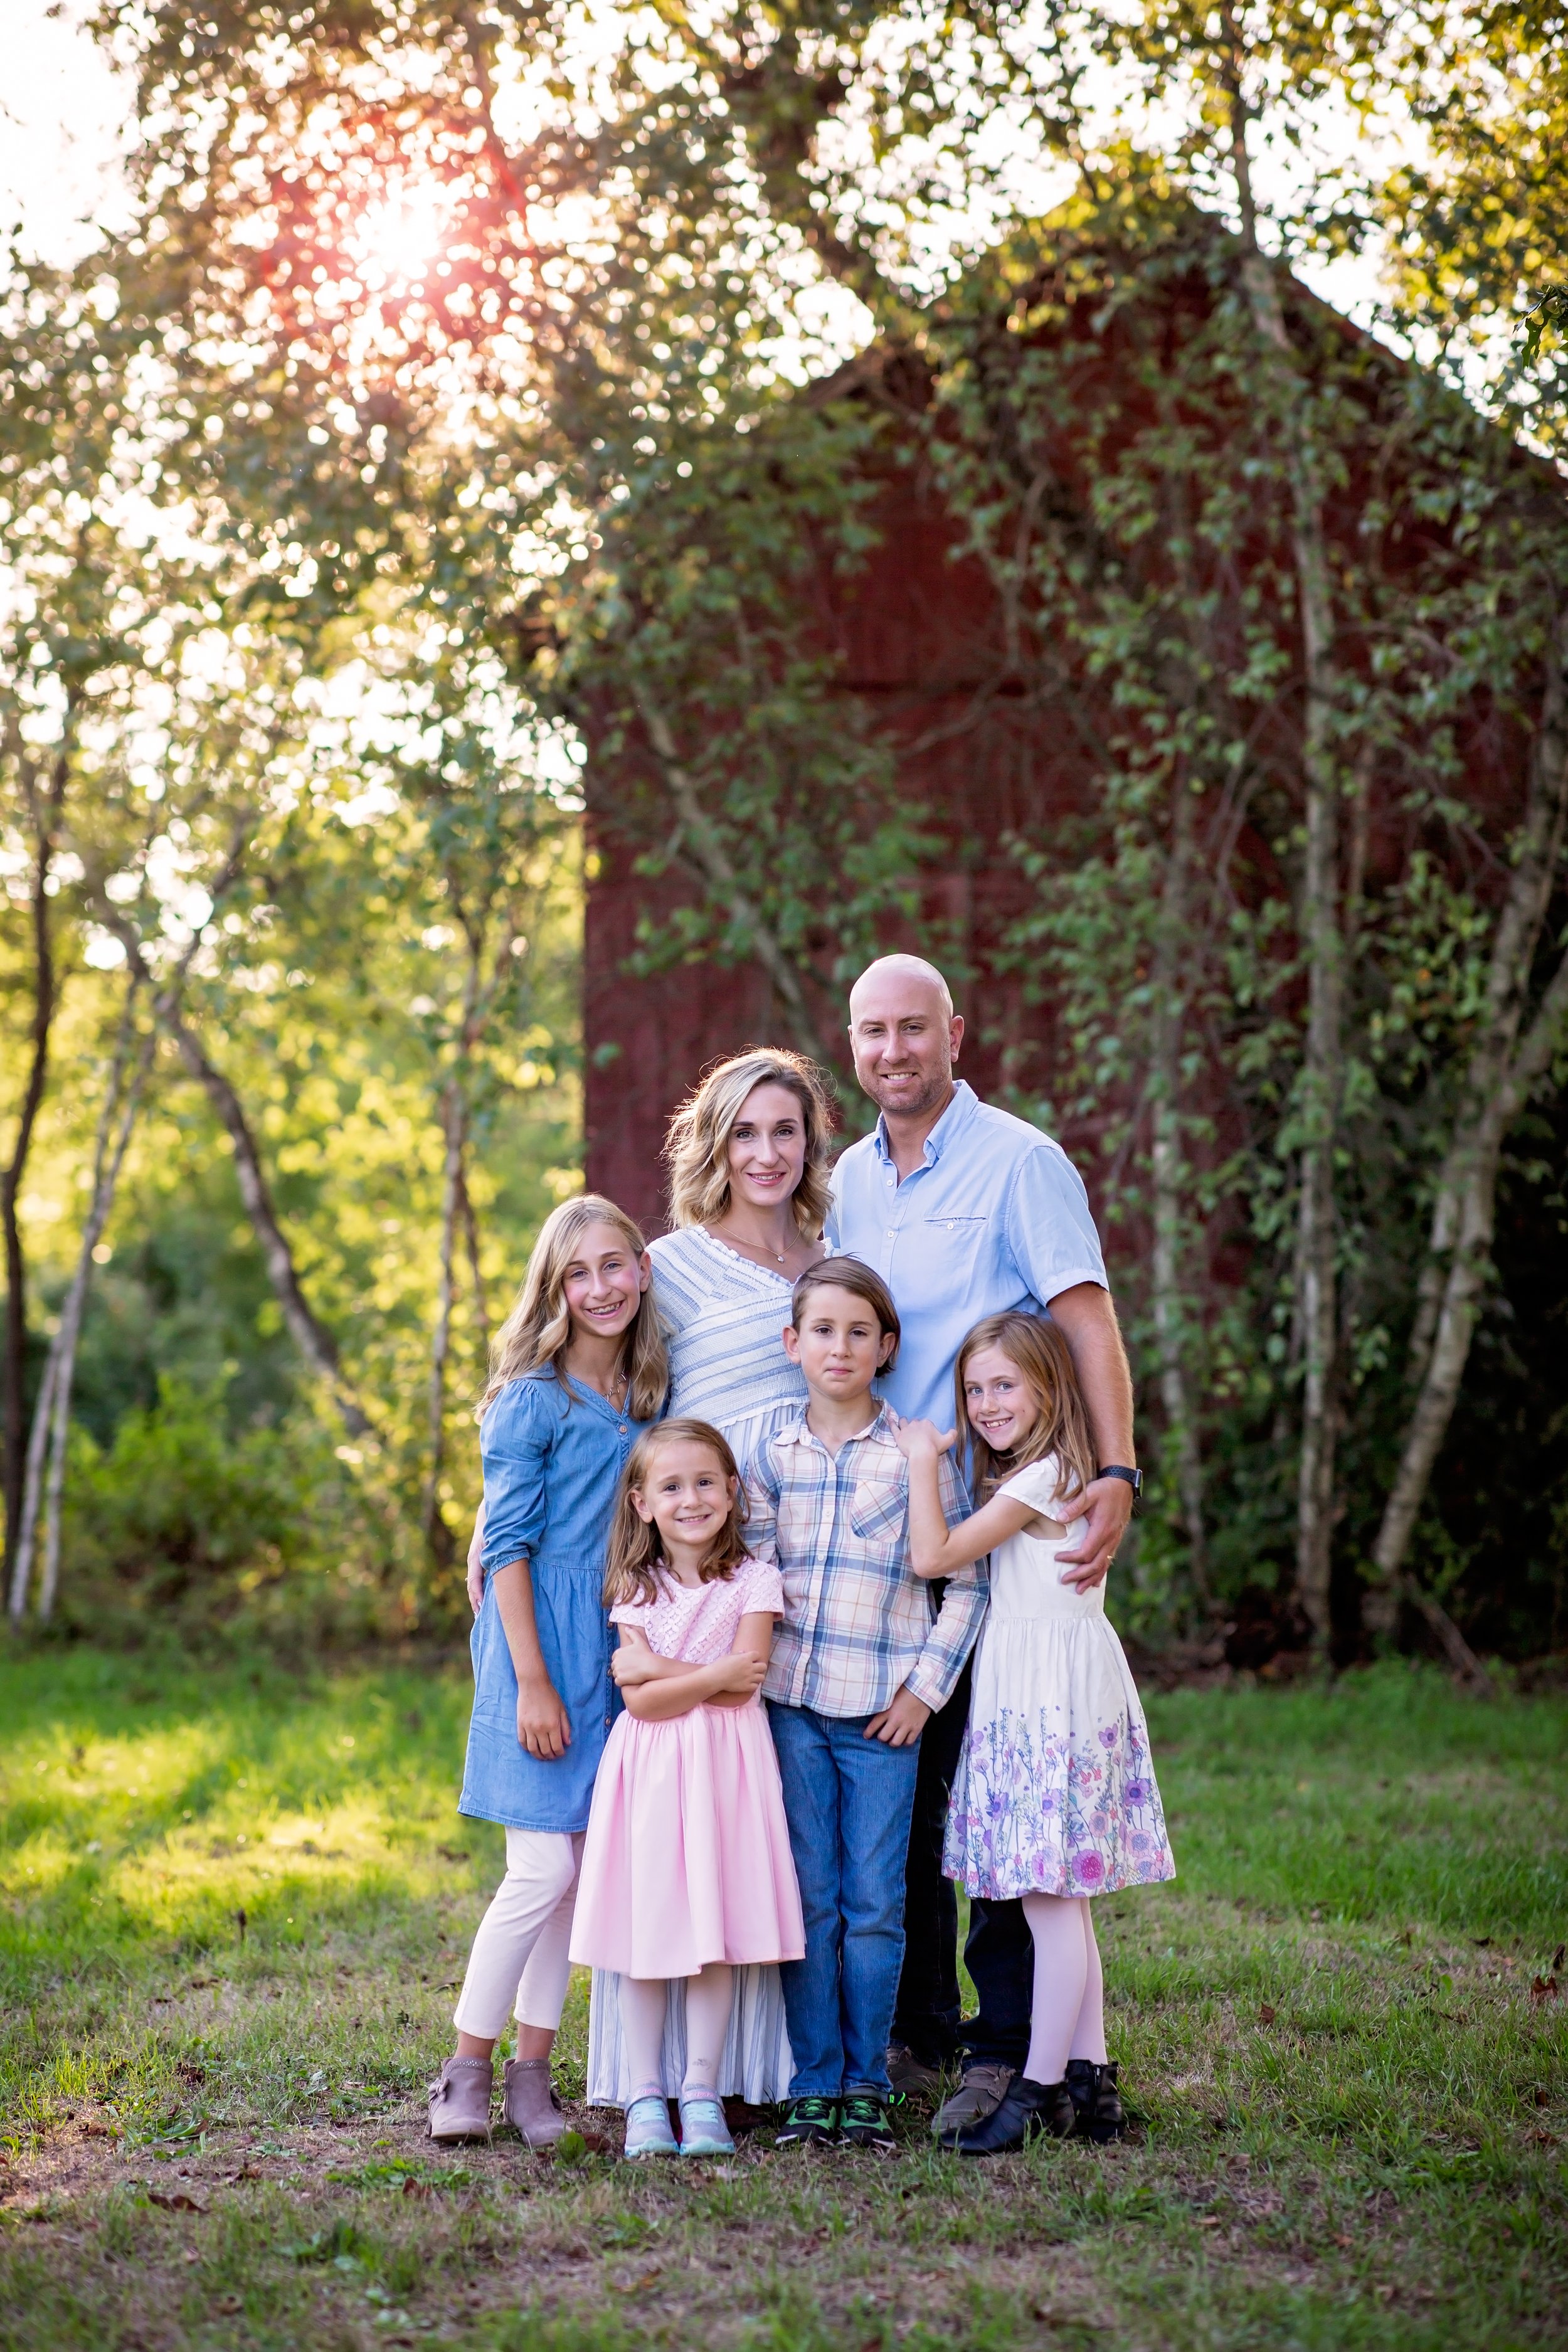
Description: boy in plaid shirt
745,1259,986,2151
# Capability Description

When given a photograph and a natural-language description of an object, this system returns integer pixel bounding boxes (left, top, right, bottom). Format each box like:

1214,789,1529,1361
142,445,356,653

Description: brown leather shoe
886,2043,944,2104
502,2057,568,2148
931,2062,1014,2148
427,2055,493,2142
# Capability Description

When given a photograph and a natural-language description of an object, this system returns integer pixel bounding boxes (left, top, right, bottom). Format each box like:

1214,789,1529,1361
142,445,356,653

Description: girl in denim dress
426,1195,665,2148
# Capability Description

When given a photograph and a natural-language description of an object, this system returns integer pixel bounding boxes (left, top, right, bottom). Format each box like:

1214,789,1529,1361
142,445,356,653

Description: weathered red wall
583,318,1542,1237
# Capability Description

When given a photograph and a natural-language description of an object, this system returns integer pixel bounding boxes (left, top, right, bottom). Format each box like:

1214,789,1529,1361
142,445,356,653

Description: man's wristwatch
1098,1465,1143,1498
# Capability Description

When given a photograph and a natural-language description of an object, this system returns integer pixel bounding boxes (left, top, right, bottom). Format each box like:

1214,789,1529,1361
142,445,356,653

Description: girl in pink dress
569,1418,805,2158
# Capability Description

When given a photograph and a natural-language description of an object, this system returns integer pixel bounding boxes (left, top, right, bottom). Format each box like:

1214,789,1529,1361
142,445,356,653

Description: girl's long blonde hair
955,1312,1098,1510
604,1420,750,1607
664,1047,836,1237
476,1194,667,1423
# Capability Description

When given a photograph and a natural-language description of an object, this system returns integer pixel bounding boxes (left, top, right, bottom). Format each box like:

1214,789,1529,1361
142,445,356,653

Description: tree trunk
1,741,70,1581
1224,66,1346,1648
8,984,149,1620
422,1076,466,1568
38,1022,158,1621
460,1167,489,1347
1365,611,1568,1639
164,1011,371,1439
1147,776,1211,1606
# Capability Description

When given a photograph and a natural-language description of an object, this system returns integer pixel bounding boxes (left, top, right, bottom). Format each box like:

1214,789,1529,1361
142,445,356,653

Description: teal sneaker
677,2094,735,2156
775,2095,839,2147
622,2093,679,2158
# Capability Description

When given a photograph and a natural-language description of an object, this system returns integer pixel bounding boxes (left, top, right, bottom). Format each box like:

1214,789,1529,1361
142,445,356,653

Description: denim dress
460,1370,652,1833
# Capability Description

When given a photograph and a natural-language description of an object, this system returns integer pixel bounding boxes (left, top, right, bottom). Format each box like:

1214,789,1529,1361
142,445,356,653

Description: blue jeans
767,1700,922,2099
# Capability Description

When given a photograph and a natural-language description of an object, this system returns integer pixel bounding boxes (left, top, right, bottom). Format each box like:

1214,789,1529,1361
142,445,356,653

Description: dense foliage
1,1,1564,1654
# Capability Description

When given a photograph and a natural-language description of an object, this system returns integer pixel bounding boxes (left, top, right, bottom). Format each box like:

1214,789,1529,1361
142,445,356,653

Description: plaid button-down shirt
744,1407,988,1719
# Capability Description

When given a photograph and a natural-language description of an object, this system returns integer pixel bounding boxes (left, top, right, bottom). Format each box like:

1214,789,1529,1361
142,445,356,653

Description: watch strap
1099,1464,1143,1496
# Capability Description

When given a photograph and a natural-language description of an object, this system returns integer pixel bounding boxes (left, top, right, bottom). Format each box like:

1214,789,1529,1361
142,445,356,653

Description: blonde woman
430,1195,666,2149
587,1045,835,2111
649,1045,835,1470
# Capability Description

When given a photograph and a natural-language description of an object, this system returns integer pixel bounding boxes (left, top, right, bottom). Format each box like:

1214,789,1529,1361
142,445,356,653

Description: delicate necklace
713,1224,789,1267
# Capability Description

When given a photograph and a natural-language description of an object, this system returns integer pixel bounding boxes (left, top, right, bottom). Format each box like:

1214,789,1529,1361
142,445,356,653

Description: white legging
620,1964,733,2104
1021,1893,1108,2087
452,1828,583,2042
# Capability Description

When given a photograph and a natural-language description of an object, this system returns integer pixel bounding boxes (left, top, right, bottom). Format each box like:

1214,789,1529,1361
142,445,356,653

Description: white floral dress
944,1454,1175,1900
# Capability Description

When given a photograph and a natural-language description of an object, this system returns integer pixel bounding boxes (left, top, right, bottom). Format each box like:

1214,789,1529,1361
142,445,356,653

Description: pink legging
620,1963,733,2104
1021,1894,1108,2087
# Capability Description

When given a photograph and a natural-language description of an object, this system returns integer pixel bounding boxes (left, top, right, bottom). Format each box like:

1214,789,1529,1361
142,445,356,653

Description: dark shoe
932,2062,1014,2148
776,2096,840,2147
955,2074,1074,2155
886,2043,943,2104
1066,2058,1126,2144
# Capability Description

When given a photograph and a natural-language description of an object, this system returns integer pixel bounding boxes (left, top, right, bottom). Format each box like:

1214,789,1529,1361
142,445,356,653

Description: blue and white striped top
648,1225,810,1476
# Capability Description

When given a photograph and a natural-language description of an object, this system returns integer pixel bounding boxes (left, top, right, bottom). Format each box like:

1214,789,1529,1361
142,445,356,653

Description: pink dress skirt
569,1555,805,1979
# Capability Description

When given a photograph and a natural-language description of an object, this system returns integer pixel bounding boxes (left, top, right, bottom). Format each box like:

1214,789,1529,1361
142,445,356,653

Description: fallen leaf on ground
401,2178,432,2200
1530,1976,1559,2004
611,2267,661,2293
1258,2003,1277,2025
148,2190,208,2214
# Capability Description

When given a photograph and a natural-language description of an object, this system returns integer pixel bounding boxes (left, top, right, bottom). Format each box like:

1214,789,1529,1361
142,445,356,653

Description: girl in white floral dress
893,1310,1174,2154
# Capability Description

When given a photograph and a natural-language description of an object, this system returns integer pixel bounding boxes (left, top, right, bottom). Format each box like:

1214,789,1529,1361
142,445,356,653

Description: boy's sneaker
775,2096,839,2147
839,2093,898,2154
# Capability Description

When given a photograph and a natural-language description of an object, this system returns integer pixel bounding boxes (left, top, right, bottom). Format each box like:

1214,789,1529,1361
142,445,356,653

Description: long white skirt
586,1962,793,2106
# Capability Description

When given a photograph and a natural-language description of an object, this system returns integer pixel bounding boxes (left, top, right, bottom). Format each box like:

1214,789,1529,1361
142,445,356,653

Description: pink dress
569,1555,805,1979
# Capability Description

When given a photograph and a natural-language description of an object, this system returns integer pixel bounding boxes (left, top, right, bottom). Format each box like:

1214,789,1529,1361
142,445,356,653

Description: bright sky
2,0,134,267
1,0,1392,342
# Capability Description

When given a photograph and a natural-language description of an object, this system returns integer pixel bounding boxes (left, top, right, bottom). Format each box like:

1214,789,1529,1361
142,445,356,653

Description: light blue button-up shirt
827,1080,1108,1431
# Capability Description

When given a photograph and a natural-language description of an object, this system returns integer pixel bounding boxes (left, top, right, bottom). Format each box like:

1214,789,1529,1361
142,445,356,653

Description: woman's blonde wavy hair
604,1420,750,1608
664,1047,836,1237
955,1311,1098,1511
476,1194,667,1424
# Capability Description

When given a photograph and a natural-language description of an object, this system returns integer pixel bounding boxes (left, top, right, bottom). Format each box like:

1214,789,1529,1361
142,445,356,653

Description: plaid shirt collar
772,1404,894,1456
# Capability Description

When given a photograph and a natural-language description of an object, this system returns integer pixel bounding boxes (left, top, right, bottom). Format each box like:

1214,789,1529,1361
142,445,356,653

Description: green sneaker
775,2095,840,2147
840,2092,897,2153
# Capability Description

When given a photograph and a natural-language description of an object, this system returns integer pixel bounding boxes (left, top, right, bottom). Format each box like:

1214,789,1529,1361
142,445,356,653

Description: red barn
581,268,1547,1236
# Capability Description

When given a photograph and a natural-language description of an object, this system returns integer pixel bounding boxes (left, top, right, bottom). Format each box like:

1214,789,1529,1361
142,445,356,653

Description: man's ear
949,1012,965,1065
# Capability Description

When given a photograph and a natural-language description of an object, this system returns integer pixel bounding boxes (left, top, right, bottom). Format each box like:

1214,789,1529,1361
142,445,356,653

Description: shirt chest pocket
848,1476,908,1545
920,1214,988,1244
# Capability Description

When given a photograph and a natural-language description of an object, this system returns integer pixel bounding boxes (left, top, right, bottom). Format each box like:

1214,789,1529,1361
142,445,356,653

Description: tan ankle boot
427,2054,493,2142
502,2057,568,2147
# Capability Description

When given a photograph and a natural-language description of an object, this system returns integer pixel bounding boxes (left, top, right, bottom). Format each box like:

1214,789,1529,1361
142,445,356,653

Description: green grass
1,1647,1564,2351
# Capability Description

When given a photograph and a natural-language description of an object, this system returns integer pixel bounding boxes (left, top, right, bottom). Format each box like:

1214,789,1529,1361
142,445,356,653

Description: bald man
829,955,1139,2137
